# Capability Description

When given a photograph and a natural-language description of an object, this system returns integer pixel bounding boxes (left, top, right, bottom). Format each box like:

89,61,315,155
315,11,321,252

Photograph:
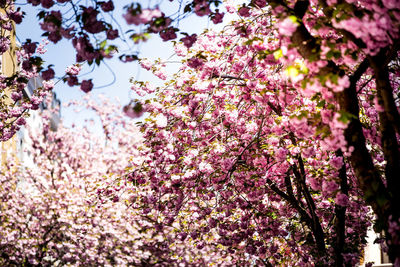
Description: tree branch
333,150,348,267
286,9,390,223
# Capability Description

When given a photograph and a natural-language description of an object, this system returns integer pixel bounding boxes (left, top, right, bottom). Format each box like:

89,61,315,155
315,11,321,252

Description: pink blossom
101,1,114,12
154,113,168,128
330,156,343,169
154,69,167,80
60,27,75,39
254,0,267,7
22,41,37,54
37,41,48,54
124,8,162,25
187,57,204,69
9,11,23,24
72,36,98,62
181,34,197,48
278,17,298,36
67,75,78,86
335,193,349,206
199,161,213,174
140,59,153,71
42,80,54,90
308,177,321,190
148,17,172,33
211,11,224,24
140,9,162,22
15,117,26,126
239,7,251,17
47,31,62,43
40,21,59,33
0,37,10,54
332,113,349,129
42,67,55,81
302,146,315,158
194,1,211,16
338,75,350,88
332,75,350,92
106,29,118,40
80,79,93,93
382,0,400,9
160,27,177,41
274,147,288,161
123,11,142,25
41,0,54,8
224,0,237,13
65,65,81,76
322,180,339,195
10,107,22,117
123,102,144,119
11,92,22,102
82,7,105,34
1,21,12,31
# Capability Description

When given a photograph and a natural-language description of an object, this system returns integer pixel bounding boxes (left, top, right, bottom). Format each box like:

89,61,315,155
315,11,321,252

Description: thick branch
287,134,326,253
287,11,390,221
369,51,400,207
266,178,312,227
370,49,400,135
266,178,327,255
292,162,326,254
334,150,348,267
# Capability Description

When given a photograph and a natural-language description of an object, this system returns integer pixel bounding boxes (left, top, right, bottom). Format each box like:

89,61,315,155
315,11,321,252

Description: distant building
0,6,18,165
16,76,61,167
1,6,61,166
359,222,392,266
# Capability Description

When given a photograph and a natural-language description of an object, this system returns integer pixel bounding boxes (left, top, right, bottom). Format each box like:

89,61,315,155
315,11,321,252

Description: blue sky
16,0,213,128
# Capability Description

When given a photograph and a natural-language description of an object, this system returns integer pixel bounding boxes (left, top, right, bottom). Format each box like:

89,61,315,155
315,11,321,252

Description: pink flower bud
67,75,78,86
101,1,114,12
42,67,55,81
41,0,54,9
211,11,224,24
106,29,119,40
180,34,197,48
239,7,251,17
80,79,93,93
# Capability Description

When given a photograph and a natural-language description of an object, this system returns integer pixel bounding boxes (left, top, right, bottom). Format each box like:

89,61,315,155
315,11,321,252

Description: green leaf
333,51,341,59
317,100,326,108
326,50,334,59
99,40,107,49
330,74,339,84
301,79,308,89
338,110,356,123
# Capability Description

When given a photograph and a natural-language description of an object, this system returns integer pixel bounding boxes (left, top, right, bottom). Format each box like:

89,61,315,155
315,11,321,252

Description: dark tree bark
334,150,348,267
266,0,400,262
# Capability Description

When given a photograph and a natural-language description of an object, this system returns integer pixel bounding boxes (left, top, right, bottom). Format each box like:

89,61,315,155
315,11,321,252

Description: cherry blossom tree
0,0,225,140
1,0,399,265
0,95,231,266
127,0,400,265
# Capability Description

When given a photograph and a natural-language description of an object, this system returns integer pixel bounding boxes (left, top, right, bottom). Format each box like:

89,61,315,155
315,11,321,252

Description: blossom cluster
0,95,232,266
125,2,399,263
